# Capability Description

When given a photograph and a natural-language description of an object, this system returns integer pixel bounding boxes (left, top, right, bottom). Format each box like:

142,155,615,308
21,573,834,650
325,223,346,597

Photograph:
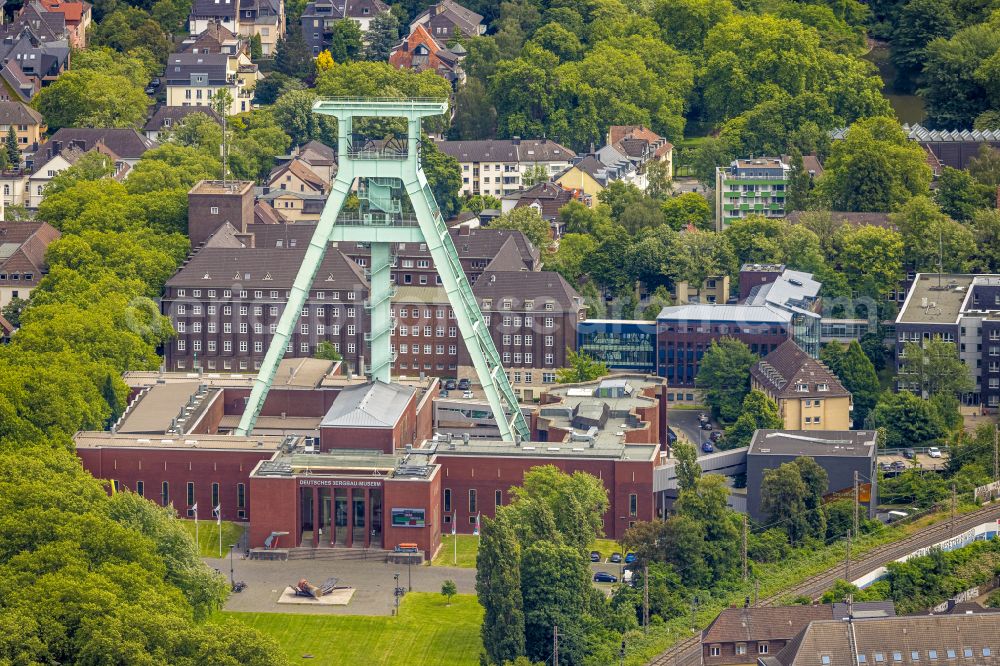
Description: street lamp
229,543,237,589
408,554,413,592
393,572,401,613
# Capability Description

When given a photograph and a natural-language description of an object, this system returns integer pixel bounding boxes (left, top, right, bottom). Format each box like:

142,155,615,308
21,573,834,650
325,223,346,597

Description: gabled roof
165,52,229,84
37,128,155,161
254,201,283,225
166,243,367,289
320,380,415,428
143,105,221,132
511,182,578,221
268,158,328,192
190,0,237,18
751,340,850,399
473,270,584,312
298,140,335,166
37,0,88,23
0,100,41,125
435,138,574,164
607,125,672,159
0,220,60,273
0,61,35,101
389,23,461,76
413,0,483,37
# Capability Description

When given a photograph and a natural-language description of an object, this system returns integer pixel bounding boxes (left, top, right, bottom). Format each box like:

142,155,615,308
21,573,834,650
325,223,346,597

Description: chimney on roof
51,139,61,153
458,224,471,236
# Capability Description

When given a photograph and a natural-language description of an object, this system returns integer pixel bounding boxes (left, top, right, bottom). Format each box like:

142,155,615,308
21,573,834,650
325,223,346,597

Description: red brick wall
320,426,395,453
383,473,440,560
222,387,340,419
78,446,273,522
248,475,299,548
434,454,655,539
188,390,224,434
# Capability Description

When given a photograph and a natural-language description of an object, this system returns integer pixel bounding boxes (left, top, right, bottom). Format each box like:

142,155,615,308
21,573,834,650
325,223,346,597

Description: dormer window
796,383,809,392
817,383,829,391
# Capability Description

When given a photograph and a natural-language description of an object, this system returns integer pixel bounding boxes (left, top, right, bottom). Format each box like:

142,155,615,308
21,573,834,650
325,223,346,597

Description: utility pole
853,470,860,537
951,483,958,535
741,514,748,581
993,424,998,483
753,578,760,606
643,564,650,633
552,625,559,666
845,529,852,581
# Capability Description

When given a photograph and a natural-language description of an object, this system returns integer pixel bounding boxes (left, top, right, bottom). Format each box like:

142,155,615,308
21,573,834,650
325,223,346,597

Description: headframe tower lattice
234,97,529,442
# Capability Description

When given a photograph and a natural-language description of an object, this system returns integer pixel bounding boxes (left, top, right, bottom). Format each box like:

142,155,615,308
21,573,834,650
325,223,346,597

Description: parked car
151,77,160,86
444,379,457,390
891,461,906,471
903,448,916,459
624,552,637,564
879,462,892,472
710,430,722,442
701,440,715,453
438,389,449,398
593,572,617,583
698,413,709,423
700,421,713,430
463,390,474,399
144,86,157,95
590,551,601,562
609,552,622,564
457,378,470,390
928,447,942,458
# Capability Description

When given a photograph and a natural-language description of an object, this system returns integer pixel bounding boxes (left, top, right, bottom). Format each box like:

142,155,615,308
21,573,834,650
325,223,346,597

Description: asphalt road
647,501,1000,665
669,409,719,455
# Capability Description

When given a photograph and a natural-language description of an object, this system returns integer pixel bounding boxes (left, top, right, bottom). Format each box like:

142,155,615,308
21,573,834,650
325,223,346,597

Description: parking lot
878,449,949,474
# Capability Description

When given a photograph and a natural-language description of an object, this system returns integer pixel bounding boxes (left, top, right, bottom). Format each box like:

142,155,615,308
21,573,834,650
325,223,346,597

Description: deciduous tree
696,338,758,422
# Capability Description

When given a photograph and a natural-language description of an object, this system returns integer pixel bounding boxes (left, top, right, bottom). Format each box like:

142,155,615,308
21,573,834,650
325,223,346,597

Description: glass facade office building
577,320,657,373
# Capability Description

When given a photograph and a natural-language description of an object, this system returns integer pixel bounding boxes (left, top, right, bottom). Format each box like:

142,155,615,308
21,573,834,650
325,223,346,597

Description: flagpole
195,508,199,551
218,507,223,558
453,511,457,565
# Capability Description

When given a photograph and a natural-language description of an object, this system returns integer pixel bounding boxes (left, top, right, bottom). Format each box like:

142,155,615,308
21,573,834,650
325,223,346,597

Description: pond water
863,44,927,125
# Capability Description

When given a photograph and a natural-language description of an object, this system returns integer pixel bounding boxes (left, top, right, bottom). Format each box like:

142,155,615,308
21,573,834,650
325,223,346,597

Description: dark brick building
165,192,577,386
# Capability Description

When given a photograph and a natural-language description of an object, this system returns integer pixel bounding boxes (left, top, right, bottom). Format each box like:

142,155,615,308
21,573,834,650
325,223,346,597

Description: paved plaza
205,555,477,616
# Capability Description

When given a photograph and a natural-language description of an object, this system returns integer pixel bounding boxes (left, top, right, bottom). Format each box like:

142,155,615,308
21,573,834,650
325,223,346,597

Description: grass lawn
228,593,483,666
432,534,480,568
178,519,245,558
432,534,624,568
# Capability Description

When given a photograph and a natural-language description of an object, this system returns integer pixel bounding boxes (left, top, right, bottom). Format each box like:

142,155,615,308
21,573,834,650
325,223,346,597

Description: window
161,481,169,506
709,647,720,657
893,652,902,662
736,644,746,656
946,650,956,659
443,488,451,512
545,336,553,347
874,653,885,663
911,652,920,661
212,483,220,508
629,493,637,517
237,483,246,508
136,481,144,498
187,482,195,506
210,206,219,214
469,489,477,513
822,657,831,665
984,648,992,657
963,648,973,658
495,490,502,507
544,317,554,327
928,650,937,660
758,644,768,655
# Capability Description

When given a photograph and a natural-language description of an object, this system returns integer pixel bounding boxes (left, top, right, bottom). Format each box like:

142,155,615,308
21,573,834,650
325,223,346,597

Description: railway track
647,502,1000,666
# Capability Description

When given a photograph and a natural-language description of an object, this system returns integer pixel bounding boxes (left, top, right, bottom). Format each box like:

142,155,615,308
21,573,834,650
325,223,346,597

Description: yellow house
556,157,605,206
0,101,45,153
750,340,853,430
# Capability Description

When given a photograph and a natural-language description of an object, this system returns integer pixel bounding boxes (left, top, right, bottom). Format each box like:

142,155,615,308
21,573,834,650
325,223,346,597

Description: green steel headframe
234,97,530,442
